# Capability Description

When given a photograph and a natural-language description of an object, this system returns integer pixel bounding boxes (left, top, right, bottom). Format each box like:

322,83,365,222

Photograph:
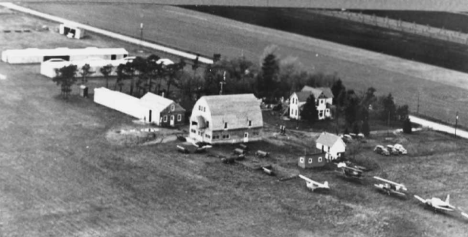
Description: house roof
295,91,312,102
201,94,263,130
318,87,334,98
140,92,185,113
301,86,323,99
301,86,334,99
316,132,345,148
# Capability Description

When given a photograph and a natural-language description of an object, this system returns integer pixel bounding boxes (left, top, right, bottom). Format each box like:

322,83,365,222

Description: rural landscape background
1,2,468,237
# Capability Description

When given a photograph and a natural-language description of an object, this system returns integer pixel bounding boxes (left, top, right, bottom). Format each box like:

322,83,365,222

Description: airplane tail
323,181,329,189
446,194,450,205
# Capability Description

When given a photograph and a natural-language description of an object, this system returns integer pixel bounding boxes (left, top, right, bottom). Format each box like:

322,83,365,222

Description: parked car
386,145,400,155
374,145,390,156
393,144,407,155
342,134,353,143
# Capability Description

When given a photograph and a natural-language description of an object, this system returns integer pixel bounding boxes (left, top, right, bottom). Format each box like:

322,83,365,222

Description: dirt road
409,115,467,139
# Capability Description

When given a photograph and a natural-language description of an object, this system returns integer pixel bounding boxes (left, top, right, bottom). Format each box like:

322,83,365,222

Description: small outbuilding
316,132,346,160
189,94,263,144
59,23,86,39
139,93,185,127
298,151,328,169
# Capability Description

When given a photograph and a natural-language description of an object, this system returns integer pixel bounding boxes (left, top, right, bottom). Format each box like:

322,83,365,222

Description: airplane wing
374,176,407,191
414,195,427,203
434,206,455,212
374,176,400,186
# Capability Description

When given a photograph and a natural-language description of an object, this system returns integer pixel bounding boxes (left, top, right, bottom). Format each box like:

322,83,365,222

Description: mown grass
2,7,468,237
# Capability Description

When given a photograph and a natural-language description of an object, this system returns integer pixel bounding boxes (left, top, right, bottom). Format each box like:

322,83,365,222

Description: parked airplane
373,176,408,197
414,194,456,212
298,175,329,192
335,165,363,180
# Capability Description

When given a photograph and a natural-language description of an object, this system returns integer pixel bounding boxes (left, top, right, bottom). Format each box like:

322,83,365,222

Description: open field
2,10,468,237
19,3,468,129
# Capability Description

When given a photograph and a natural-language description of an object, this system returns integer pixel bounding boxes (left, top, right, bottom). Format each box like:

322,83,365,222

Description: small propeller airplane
373,176,408,197
298,175,329,192
414,194,456,212
335,163,363,180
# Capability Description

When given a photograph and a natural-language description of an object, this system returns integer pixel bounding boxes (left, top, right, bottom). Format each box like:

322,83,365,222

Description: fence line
314,10,468,45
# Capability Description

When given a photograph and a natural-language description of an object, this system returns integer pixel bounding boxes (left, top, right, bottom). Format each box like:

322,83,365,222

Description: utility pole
455,111,459,137
417,92,420,114
139,22,144,52
219,71,226,95
387,111,390,137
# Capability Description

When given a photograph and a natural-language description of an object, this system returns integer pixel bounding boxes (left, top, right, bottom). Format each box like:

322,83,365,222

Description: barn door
148,110,152,123
244,132,249,143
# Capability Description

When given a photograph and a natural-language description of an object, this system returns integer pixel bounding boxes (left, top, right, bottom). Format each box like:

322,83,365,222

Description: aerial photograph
1,0,468,236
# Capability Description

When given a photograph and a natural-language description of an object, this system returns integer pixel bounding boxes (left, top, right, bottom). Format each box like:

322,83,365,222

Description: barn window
191,121,197,126
191,129,196,133
248,120,252,127
164,116,167,122
203,107,206,112
205,134,211,138
206,121,210,128
171,105,175,111
177,114,182,121
224,122,228,129
318,157,323,162
308,158,313,163
300,157,304,163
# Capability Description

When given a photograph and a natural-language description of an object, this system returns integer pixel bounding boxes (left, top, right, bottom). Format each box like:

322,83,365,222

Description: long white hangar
1,47,128,64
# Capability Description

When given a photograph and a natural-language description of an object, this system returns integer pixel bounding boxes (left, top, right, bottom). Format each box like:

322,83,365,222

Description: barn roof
201,94,263,130
316,132,345,147
140,93,185,113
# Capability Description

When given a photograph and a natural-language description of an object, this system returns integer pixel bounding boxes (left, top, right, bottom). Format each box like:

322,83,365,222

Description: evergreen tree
301,94,318,123
331,79,346,105
396,105,409,121
380,93,397,121
80,63,94,85
362,120,370,136
100,64,113,88
52,64,78,98
259,53,279,101
403,117,412,134
344,90,360,126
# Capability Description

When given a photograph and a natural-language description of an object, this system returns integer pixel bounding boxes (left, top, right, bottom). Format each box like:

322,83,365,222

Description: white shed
316,132,346,160
40,57,133,78
2,47,128,64
94,87,147,120
59,23,85,39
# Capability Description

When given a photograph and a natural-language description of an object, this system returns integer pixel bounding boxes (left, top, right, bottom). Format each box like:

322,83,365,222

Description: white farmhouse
289,86,334,120
315,132,346,160
189,94,263,144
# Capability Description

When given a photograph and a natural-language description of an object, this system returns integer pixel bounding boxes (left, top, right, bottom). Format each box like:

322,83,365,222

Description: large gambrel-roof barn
190,94,263,144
